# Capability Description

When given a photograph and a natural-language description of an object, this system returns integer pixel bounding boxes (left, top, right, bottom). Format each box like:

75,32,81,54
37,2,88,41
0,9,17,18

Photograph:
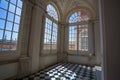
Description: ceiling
37,0,98,19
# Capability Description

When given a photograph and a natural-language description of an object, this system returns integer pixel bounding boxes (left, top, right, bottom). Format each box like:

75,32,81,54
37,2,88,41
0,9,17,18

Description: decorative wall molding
0,59,18,65
17,57,31,78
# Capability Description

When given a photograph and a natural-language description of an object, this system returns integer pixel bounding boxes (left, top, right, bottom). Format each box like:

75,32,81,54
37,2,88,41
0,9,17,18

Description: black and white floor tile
18,63,97,80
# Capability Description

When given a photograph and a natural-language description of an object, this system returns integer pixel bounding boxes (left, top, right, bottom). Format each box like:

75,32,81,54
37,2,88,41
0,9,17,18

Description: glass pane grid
78,25,88,51
0,0,23,51
47,4,58,21
69,11,89,23
69,26,77,50
43,18,58,51
69,25,88,52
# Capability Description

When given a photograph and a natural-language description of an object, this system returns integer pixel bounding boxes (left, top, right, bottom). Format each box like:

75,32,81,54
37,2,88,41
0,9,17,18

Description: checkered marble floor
18,63,97,80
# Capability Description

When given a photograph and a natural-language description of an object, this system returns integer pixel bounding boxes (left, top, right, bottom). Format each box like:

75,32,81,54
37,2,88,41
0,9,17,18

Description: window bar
1,0,10,51
10,0,18,50
77,25,79,54
50,21,54,53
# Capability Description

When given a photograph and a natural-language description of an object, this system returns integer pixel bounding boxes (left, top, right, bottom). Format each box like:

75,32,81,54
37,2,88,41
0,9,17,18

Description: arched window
68,10,89,53
0,0,23,51
43,4,58,53
46,4,58,21
69,10,89,23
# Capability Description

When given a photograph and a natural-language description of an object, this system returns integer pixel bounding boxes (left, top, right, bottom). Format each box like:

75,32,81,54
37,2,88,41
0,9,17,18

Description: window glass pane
43,18,52,50
0,0,8,10
1,45,9,51
76,25,88,51
16,7,21,15
17,0,22,8
13,24,19,32
0,0,23,51
0,30,3,40
0,19,5,29
11,32,18,50
6,21,13,31
7,12,14,21
69,26,77,50
52,23,57,50
15,15,20,23
0,8,7,19
69,10,89,23
4,31,11,42
12,32,18,41
2,31,11,51
9,3,15,13
47,4,58,21
10,0,16,5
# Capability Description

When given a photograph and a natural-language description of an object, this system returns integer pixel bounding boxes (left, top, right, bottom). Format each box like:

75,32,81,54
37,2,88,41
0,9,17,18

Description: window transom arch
69,10,90,23
46,3,58,21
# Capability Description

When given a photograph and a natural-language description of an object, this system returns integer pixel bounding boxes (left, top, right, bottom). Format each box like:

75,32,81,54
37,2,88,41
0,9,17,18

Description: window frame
42,3,59,55
0,0,24,56
67,10,91,55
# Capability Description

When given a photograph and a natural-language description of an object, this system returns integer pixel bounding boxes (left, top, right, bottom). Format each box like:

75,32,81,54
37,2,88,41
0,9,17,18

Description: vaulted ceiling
37,0,98,19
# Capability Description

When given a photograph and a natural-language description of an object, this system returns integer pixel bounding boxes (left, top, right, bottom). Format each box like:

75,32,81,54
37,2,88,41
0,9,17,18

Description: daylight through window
43,4,58,51
0,0,23,51
68,10,89,52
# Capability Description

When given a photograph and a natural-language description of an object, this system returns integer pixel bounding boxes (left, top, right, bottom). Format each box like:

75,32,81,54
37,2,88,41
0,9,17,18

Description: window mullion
10,0,17,49
50,21,54,53
2,0,10,50
77,25,79,54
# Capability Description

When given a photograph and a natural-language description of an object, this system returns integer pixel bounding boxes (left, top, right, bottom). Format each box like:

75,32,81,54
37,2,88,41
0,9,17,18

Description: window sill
67,50,95,57
0,50,20,61
40,53,57,57
68,53,95,57
0,59,18,65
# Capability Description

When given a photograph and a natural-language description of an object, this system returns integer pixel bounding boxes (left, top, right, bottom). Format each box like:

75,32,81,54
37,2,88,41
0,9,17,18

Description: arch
46,4,58,21
45,2,61,21
68,10,90,23
66,7,96,22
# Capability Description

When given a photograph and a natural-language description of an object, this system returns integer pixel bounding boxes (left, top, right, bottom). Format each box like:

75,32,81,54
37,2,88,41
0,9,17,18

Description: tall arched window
0,0,23,51
43,4,58,53
68,10,89,53
46,4,58,21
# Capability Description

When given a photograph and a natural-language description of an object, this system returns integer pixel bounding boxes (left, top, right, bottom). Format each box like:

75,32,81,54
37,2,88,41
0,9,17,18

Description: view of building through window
0,0,23,51
43,4,58,50
69,10,89,51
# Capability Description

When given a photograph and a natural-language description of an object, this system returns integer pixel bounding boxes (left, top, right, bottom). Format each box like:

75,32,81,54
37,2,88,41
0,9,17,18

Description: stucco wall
68,55,96,65
39,55,57,69
0,62,18,80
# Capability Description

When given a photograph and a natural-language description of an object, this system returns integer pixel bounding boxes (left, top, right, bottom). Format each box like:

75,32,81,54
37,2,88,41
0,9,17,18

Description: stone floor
18,63,97,80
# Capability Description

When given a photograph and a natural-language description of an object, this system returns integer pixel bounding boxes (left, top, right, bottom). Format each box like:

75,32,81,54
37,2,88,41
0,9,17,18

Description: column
94,19,101,65
18,0,33,78
28,2,45,73
19,0,33,57
88,20,95,55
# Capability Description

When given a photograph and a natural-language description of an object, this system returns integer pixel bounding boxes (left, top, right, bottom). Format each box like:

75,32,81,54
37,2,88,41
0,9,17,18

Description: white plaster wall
94,21,101,65
0,62,18,80
39,55,57,69
29,7,42,73
68,55,96,65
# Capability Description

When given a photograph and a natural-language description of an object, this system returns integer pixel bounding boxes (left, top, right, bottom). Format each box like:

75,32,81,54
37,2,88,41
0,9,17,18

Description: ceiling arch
38,0,98,21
